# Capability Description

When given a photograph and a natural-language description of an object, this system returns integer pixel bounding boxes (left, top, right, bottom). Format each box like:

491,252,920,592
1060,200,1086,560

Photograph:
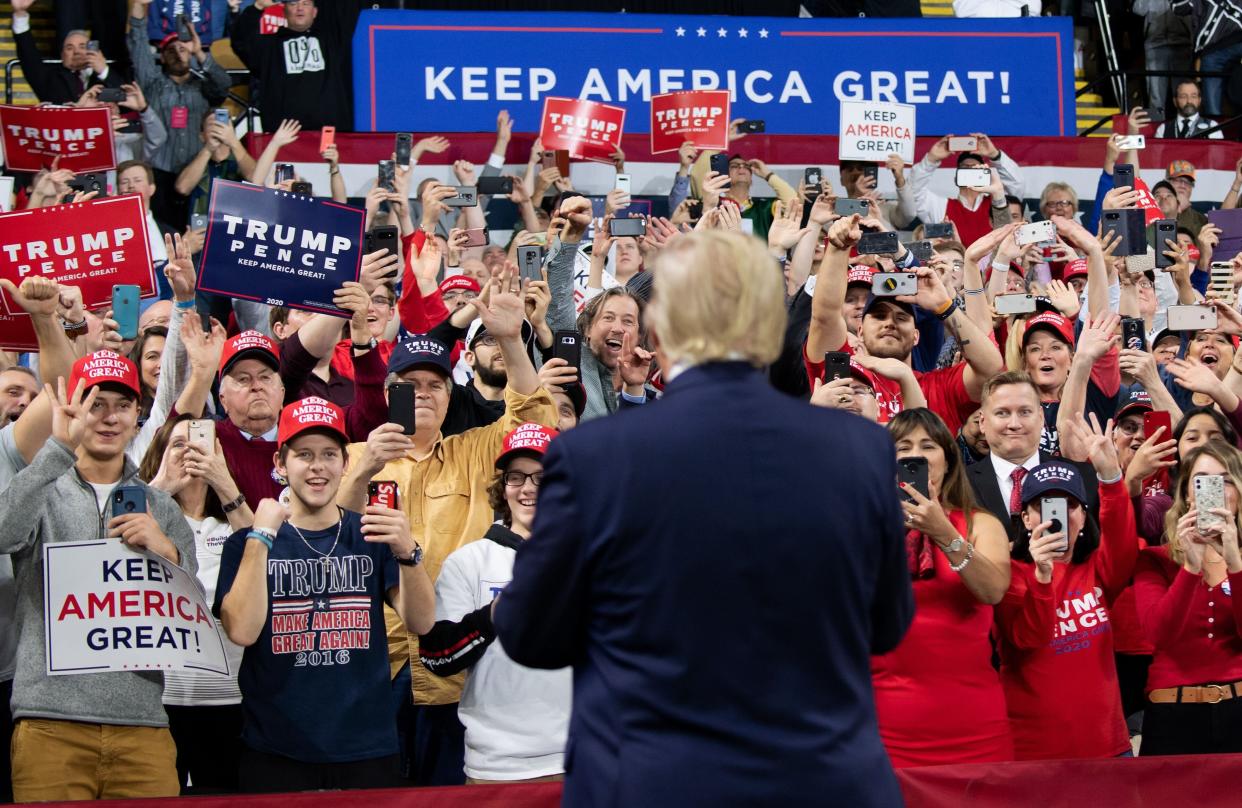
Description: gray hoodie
0,438,196,727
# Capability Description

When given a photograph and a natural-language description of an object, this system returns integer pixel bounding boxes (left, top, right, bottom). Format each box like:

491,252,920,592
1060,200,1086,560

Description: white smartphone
994,294,1038,315
1040,497,1070,553
1116,135,1146,150
615,173,631,194
1015,220,1056,247
955,167,991,189
948,136,978,152
1195,475,1226,532
187,419,215,452
1167,304,1218,331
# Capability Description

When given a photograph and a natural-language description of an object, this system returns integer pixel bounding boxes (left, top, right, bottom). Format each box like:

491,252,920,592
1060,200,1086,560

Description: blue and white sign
197,181,364,318
354,10,1075,137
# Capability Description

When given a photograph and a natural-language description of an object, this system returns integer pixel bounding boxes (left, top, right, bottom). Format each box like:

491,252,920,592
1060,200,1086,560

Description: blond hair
1164,442,1242,564
1039,181,1078,211
646,231,786,368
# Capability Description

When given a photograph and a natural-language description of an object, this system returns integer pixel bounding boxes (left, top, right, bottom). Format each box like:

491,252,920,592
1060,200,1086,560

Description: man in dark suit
494,230,913,807
11,0,123,104
968,370,1099,543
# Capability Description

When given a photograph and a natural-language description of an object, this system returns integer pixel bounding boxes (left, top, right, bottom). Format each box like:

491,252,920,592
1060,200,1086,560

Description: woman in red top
878,408,1013,767
1135,441,1242,755
995,413,1139,760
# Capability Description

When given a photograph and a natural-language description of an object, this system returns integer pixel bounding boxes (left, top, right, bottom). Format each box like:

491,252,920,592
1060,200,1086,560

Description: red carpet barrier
27,754,1242,807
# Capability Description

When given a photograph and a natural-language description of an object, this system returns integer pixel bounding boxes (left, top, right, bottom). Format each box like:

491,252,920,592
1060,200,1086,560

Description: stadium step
920,0,956,16
1075,69,1118,136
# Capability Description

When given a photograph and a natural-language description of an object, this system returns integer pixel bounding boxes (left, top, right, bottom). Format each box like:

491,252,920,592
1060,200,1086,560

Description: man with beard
804,214,1004,433
0,368,38,427
1154,81,1224,139
958,408,990,464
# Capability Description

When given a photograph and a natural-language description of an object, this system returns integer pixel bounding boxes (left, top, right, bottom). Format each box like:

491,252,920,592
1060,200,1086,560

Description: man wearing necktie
10,0,122,104
1154,81,1225,139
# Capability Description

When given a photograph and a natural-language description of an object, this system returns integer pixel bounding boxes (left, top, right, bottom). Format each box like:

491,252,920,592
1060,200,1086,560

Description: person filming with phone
909,133,1024,247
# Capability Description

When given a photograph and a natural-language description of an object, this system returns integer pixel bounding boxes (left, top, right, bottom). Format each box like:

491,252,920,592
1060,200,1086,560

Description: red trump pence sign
650,90,730,154
0,195,155,351
0,105,116,173
539,97,625,163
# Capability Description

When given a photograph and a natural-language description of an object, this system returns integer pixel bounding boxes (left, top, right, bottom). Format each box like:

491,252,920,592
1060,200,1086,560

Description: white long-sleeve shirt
909,149,1025,225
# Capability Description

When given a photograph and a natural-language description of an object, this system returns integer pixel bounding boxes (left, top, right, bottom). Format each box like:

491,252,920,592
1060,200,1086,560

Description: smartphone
955,167,991,189
69,172,105,196
394,132,412,166
994,294,1038,315
804,167,823,187
897,456,930,503
1114,163,1135,190
1101,209,1144,257
188,419,215,452
1154,219,1177,269
367,481,399,510
685,200,703,220
275,163,295,185
1040,496,1069,552
387,382,415,435
824,351,851,382
87,39,100,52
858,231,899,255
290,181,312,196
190,213,208,231
111,485,147,518
1167,304,1218,331
461,227,489,248
518,245,545,282
1209,262,1233,299
709,152,731,189
554,149,570,176
1121,317,1147,351
444,186,477,208
1116,135,1146,150
552,330,581,370
540,150,556,170
872,272,917,296
738,119,765,133
614,173,631,194
365,225,400,269
861,165,879,185
1195,475,1226,532
477,175,514,196
947,136,978,152
609,217,646,237
1144,410,1172,440
835,198,870,218
213,108,230,126
1016,220,1057,247
98,87,126,104
176,12,192,40
111,284,140,340
377,160,395,192
924,222,954,239
319,125,335,154
904,240,934,263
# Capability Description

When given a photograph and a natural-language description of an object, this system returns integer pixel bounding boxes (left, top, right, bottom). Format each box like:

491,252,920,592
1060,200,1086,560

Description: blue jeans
1200,41,1242,116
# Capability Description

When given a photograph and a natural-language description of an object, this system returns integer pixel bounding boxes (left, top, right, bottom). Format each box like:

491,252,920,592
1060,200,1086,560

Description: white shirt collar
241,425,278,443
991,451,1040,480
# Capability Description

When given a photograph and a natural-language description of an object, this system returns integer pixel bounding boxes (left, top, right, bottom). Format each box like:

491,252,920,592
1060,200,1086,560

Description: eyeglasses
369,295,394,307
1136,281,1154,290
1116,420,1143,436
473,335,498,348
1045,200,1076,210
503,471,542,488
849,385,875,398
442,290,477,301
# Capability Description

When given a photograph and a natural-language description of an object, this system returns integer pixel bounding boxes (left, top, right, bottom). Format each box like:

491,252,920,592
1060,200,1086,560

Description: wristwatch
396,543,424,567
939,535,965,554
352,337,378,352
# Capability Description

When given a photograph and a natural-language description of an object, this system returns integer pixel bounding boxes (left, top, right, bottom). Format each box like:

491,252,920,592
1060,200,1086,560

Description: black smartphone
1154,218,1177,268
190,213,208,231
609,217,646,237
924,222,954,239
176,12,192,40
387,382,415,435
111,485,147,518
477,175,514,196
366,225,400,272
377,160,395,192
824,351,851,382
835,198,870,218
98,88,126,104
552,330,581,370
905,240,934,263
69,172,105,196
291,181,312,196
858,231,899,255
1121,317,1146,351
897,456,930,503
1114,163,1134,189
444,186,477,207
709,152,731,189
274,163,295,184
738,119,765,133
862,165,879,185
1101,209,1144,257
686,200,703,220
804,167,823,187
517,245,545,281
394,133,412,166
367,480,399,510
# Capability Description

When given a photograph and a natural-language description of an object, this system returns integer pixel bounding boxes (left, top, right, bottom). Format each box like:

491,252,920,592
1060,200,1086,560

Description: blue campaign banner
198,181,364,318
354,11,1075,138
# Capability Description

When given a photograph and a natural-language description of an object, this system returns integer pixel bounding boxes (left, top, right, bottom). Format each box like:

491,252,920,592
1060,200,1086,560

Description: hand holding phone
387,383,416,435
111,285,140,340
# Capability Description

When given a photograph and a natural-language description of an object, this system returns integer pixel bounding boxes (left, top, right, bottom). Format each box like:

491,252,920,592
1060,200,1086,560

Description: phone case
188,420,214,450
994,294,1037,315
835,198,870,218
387,383,416,435
924,223,954,239
872,272,917,295
1167,305,1218,331
1154,220,1177,268
955,168,990,188
518,246,545,282
824,351,851,382
394,133,412,166
112,285,140,340
1143,410,1172,439
1121,318,1147,351
858,232,899,255
319,126,335,153
368,481,399,509
1015,221,1056,247
1040,497,1069,551
897,457,930,501
1195,476,1226,531
111,486,147,518
552,330,581,369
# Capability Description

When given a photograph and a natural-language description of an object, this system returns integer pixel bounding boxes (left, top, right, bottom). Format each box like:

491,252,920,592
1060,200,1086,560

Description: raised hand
412,136,450,162
616,329,652,390
826,213,863,251
48,377,98,449
270,119,302,148
1076,311,1120,362
537,357,578,394
0,276,60,317
1062,411,1122,481
474,266,526,341
181,312,226,376
163,232,197,301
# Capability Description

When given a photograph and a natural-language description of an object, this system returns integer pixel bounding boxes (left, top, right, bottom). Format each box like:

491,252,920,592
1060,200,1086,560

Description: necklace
289,507,344,573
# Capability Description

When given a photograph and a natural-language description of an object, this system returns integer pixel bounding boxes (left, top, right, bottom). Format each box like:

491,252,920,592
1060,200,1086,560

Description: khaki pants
467,773,564,785
11,718,179,802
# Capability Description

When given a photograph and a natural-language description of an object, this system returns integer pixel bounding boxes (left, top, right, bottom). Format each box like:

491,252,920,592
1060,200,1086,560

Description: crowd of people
3,0,1242,804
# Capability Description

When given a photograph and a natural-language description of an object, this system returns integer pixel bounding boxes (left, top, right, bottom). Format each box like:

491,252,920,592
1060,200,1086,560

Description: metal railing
1075,68,1235,137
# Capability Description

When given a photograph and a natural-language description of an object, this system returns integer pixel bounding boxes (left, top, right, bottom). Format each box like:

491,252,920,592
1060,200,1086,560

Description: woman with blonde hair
1134,440,1242,755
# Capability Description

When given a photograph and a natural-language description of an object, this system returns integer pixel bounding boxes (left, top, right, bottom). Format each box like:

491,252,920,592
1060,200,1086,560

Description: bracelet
246,528,275,550
949,541,975,573
935,300,959,321
964,287,986,296
1097,470,1123,485
221,492,246,513
61,318,86,331
174,299,196,310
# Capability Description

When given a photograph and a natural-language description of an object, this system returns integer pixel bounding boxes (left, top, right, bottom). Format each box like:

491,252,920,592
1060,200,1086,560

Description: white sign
43,540,230,677
838,100,916,164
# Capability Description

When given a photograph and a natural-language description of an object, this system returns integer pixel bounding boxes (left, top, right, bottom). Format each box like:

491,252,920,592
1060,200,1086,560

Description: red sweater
945,196,993,247
217,419,282,509
995,479,1138,760
1134,546,1242,691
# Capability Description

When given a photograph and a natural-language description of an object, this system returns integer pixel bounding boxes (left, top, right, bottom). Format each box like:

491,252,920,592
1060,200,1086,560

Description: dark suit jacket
967,452,1100,543
494,362,912,808
15,29,121,105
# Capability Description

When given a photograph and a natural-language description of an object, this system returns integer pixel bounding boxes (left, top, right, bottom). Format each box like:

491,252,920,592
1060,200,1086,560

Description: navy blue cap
1115,387,1153,421
1020,461,1089,506
387,336,451,378
862,293,915,319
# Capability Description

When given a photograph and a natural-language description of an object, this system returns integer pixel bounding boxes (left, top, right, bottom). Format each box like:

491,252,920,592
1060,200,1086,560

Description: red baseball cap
495,423,557,469
278,396,348,448
849,359,877,390
1023,311,1076,347
846,265,875,287
155,33,180,51
438,275,481,296
68,351,141,399
1064,258,1089,281
219,330,279,379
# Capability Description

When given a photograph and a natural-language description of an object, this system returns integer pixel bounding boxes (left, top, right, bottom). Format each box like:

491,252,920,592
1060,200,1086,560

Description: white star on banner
759,28,769,38
717,27,728,37
738,28,748,37
675,26,685,36
696,26,706,37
